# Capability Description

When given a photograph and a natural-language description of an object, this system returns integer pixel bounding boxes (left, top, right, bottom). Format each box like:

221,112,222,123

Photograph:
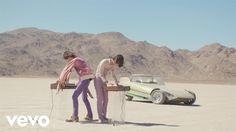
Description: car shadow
130,100,201,107
125,121,179,127
167,103,201,107
130,100,153,103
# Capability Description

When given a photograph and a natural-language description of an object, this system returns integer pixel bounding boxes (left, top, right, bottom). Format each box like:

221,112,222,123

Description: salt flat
0,78,235,132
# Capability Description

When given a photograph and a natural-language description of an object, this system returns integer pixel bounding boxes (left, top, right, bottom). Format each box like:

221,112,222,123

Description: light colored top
95,58,116,83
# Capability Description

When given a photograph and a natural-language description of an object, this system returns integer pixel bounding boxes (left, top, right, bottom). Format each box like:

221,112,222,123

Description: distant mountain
0,27,236,83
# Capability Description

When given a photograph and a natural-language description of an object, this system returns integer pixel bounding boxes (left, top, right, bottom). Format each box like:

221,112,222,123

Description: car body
119,74,196,105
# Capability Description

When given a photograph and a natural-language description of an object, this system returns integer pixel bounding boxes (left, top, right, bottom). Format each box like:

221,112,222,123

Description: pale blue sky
0,0,235,50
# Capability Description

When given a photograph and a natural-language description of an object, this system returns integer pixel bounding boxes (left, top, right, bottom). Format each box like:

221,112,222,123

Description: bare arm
111,70,119,86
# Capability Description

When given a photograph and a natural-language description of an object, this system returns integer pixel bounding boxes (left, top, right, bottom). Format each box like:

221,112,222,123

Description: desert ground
0,77,235,132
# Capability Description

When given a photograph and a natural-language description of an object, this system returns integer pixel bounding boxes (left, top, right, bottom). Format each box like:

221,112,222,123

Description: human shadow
79,120,179,127
125,121,179,127
79,120,111,125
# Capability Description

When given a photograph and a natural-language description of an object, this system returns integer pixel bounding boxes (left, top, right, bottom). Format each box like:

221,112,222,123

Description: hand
57,81,64,92
115,82,120,87
104,80,108,84
116,84,121,90
61,83,65,88
87,90,94,99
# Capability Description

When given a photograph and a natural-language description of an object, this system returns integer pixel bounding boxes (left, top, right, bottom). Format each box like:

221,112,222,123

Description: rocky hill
0,28,236,83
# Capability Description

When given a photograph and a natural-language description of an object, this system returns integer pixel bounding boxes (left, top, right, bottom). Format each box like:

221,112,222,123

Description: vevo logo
6,115,50,127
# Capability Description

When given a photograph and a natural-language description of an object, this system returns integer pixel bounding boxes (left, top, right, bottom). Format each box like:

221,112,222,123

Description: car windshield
131,75,165,85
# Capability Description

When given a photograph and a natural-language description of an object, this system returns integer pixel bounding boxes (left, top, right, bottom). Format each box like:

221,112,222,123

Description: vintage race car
119,74,196,105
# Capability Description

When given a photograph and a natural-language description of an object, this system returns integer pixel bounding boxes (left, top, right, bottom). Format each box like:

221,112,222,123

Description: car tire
126,95,133,101
184,91,196,105
151,90,166,104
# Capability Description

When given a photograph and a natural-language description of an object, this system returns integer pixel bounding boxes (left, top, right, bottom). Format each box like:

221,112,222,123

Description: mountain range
0,27,236,83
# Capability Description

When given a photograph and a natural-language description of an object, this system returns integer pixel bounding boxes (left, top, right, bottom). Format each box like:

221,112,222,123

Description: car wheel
184,91,196,105
126,95,133,101
151,90,166,104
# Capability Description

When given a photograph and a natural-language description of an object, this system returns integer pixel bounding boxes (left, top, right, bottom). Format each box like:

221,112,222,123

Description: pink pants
94,77,108,120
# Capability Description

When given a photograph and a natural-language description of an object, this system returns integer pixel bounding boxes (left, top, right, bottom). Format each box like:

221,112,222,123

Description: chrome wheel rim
152,92,162,103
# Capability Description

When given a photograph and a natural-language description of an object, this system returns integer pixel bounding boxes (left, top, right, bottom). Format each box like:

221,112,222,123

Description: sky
0,0,236,50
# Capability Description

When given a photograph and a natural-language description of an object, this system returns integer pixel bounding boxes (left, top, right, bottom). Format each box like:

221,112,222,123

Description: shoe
99,117,110,123
84,115,93,121
99,119,109,123
103,117,109,121
65,116,79,122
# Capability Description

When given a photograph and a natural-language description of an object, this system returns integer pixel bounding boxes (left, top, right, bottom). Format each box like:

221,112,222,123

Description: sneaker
65,116,79,122
84,115,93,121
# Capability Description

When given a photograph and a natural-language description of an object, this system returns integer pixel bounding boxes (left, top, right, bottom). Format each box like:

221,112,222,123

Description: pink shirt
74,58,94,80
